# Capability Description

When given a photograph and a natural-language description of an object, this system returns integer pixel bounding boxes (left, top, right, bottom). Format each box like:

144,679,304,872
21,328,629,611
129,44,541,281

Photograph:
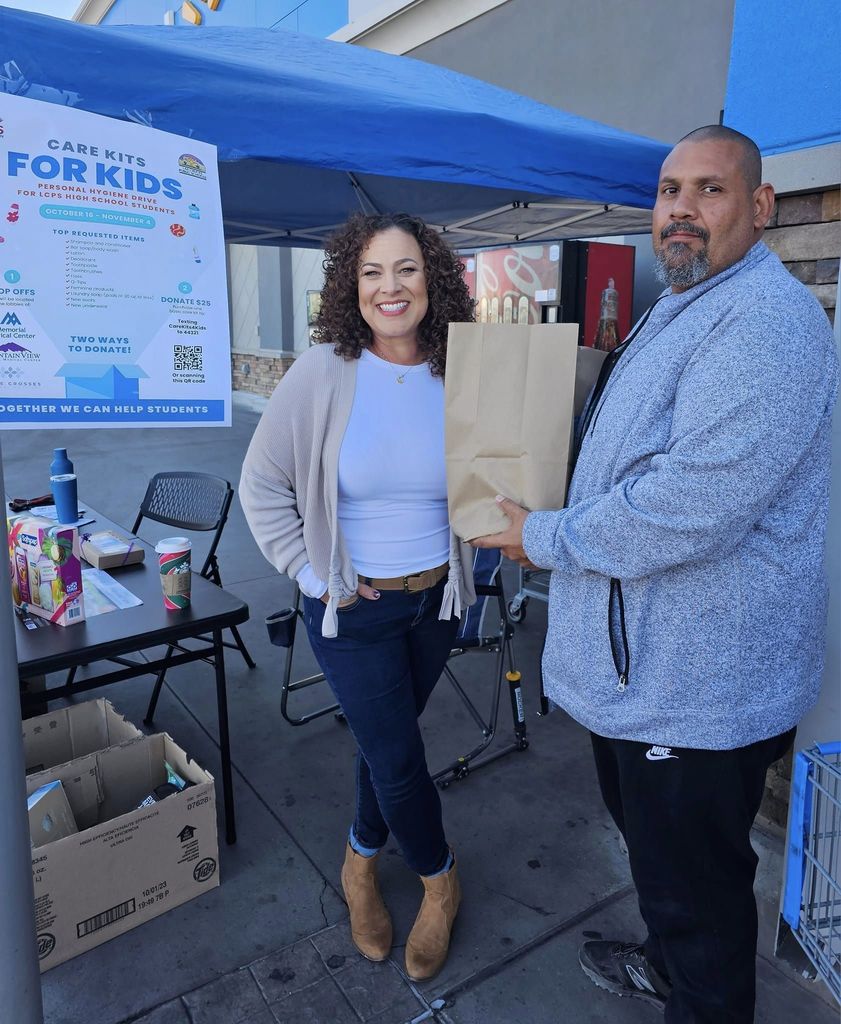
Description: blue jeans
303,578,459,876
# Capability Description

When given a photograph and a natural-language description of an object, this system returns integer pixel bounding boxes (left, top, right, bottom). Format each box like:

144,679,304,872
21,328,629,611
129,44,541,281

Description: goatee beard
654,241,711,289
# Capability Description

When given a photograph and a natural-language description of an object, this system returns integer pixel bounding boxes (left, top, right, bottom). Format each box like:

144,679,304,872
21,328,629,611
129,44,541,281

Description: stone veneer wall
231,349,295,398
764,188,839,328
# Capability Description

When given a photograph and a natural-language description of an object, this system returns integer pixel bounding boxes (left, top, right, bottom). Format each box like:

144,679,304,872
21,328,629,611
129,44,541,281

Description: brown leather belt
361,562,449,593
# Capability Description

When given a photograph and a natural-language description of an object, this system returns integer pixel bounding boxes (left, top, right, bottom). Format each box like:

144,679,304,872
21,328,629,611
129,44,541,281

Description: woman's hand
321,582,381,606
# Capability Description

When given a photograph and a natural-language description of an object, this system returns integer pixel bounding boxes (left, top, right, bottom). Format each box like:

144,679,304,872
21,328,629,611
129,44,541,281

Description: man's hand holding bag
445,323,605,544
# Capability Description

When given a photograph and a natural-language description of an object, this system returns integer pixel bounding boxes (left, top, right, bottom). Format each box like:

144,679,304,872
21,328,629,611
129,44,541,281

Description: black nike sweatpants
590,727,795,1024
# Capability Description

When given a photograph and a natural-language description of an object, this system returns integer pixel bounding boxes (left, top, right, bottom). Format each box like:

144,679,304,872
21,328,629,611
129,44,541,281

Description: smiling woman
239,211,477,983
357,228,429,366
315,212,473,377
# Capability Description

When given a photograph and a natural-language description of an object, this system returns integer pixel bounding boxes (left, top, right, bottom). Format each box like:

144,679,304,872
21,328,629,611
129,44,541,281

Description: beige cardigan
239,343,476,637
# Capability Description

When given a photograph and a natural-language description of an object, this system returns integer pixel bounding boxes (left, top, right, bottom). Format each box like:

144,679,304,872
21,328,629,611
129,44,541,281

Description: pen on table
15,606,40,631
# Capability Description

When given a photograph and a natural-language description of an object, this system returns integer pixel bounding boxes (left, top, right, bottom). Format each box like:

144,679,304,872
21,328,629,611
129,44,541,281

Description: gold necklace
370,343,424,383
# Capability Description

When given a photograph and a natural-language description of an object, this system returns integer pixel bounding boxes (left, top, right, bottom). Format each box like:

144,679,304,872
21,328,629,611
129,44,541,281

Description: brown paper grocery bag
445,323,605,541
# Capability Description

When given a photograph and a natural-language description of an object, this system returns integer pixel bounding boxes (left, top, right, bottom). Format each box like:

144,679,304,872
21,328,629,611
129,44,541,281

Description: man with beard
473,125,838,1022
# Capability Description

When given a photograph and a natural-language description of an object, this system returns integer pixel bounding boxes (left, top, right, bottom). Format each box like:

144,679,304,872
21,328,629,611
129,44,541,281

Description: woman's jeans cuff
423,848,453,878
349,826,383,859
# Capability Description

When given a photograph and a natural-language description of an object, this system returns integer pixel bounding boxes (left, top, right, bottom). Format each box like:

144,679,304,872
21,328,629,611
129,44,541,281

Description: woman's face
357,228,428,348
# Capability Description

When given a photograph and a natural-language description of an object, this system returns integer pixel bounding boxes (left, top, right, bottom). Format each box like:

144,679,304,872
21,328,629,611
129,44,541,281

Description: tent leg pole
0,439,44,1022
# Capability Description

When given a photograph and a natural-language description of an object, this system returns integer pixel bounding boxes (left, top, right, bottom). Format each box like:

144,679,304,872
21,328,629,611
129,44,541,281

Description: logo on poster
1,312,21,326
0,337,39,359
178,154,206,180
0,364,32,388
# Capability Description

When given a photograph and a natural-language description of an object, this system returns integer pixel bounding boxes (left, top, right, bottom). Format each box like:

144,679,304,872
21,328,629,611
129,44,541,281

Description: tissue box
7,514,85,626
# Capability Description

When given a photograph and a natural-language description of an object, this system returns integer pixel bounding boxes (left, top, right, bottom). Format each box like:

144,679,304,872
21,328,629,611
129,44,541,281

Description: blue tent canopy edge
0,8,669,248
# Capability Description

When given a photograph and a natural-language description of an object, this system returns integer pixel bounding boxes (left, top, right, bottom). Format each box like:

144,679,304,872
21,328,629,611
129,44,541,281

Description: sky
1,0,78,18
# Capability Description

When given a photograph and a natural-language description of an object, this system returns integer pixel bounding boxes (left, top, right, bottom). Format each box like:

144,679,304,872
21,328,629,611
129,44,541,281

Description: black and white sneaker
579,940,670,1009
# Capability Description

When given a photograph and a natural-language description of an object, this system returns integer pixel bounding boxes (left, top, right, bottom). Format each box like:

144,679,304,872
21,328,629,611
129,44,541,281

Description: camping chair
131,471,256,724
267,549,528,787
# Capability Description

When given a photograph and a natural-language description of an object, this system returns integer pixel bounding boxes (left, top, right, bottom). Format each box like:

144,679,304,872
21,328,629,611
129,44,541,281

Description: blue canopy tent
0,7,668,249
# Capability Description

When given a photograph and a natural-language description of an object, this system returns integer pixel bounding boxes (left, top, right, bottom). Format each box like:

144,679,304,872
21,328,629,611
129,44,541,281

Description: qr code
173,345,203,371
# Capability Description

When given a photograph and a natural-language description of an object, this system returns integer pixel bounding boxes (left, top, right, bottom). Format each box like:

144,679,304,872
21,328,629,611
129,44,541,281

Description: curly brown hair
312,212,474,377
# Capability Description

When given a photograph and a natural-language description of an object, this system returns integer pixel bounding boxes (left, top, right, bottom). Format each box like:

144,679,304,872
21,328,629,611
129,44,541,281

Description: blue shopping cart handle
782,748,813,928
781,741,840,929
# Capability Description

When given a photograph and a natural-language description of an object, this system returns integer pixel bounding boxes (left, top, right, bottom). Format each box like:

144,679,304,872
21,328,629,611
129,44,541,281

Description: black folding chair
267,549,528,787
132,471,256,724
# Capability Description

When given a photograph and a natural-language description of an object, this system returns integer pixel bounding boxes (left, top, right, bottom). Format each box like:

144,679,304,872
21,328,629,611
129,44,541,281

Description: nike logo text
645,745,679,761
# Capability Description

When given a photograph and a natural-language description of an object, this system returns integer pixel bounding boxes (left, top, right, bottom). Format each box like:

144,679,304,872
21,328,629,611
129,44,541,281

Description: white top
296,349,450,596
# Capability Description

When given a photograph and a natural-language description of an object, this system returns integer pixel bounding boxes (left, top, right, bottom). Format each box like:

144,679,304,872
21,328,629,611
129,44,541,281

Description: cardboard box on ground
445,324,606,542
22,699,142,774
23,700,219,972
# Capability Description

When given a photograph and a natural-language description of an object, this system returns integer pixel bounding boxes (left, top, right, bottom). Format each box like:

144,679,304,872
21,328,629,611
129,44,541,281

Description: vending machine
467,239,635,345
559,240,635,347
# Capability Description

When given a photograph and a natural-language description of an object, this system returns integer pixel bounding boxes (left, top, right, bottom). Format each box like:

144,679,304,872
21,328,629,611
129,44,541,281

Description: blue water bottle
50,448,74,477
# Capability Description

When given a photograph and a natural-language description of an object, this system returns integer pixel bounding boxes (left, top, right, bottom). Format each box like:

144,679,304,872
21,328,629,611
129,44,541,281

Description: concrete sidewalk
4,397,835,1024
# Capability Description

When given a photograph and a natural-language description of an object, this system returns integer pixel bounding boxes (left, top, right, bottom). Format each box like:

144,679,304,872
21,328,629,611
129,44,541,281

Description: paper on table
81,568,143,616
30,504,96,529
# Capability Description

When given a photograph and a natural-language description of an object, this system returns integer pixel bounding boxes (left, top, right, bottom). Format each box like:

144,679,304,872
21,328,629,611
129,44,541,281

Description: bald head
651,127,775,292
677,125,762,191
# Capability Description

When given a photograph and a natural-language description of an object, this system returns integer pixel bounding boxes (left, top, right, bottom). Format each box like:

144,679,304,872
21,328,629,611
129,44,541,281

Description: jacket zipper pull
616,673,627,693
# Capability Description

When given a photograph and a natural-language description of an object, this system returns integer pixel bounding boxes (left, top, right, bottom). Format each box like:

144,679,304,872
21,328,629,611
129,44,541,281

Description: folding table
13,503,249,844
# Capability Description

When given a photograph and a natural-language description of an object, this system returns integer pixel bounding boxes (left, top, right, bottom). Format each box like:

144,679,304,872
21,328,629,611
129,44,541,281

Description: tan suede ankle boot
405,854,460,981
341,842,393,962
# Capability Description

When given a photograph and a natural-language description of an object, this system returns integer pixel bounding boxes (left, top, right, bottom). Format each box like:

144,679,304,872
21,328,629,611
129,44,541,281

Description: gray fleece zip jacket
523,241,838,749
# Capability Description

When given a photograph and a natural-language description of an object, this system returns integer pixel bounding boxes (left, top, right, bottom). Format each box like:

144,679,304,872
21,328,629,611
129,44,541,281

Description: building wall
291,248,326,352
231,350,293,396
765,190,840,327
338,0,510,54
228,245,260,352
93,0,349,34
349,0,409,20
342,0,736,144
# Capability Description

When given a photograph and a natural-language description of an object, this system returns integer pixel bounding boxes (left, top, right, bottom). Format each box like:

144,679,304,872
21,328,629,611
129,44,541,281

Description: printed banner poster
0,94,231,427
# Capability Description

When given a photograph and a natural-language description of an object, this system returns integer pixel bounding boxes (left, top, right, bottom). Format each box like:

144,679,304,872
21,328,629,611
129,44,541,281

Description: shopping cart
782,741,841,1004
506,566,551,623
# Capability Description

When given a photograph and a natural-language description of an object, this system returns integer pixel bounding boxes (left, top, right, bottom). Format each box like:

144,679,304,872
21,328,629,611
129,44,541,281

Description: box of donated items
26,730,218,971
22,699,143,775
79,529,145,570
7,514,84,625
